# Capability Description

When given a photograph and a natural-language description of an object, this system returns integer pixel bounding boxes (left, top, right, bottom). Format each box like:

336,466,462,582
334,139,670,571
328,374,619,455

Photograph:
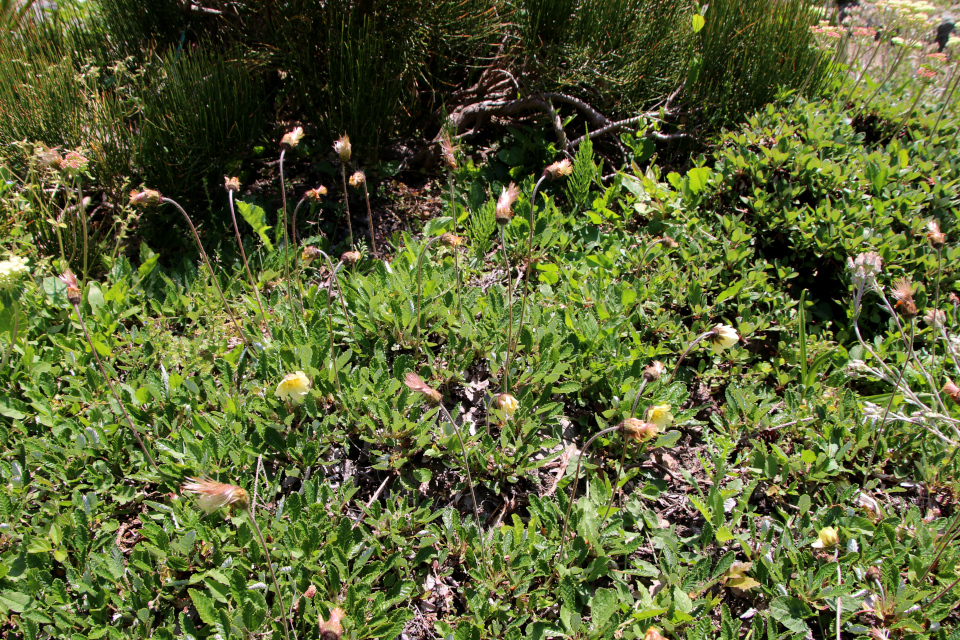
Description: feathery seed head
281,126,304,150
495,183,519,225
349,171,365,188
404,372,442,405
182,478,249,513
305,185,328,202
224,176,241,192
440,130,458,170
643,360,666,382
927,220,946,249
319,607,345,640
334,134,351,162
543,158,573,180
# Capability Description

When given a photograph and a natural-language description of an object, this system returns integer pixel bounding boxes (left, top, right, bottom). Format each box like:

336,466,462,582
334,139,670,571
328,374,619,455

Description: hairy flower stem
852,44,909,123
317,249,355,345
72,301,158,472
670,331,714,382
436,403,488,569
244,507,292,640
362,181,377,256
278,150,298,326
162,198,248,346
77,177,88,286
556,425,621,564
932,62,960,133
448,170,462,321
638,237,668,267
512,175,548,365
498,224,514,392
843,39,883,107
340,165,354,248
415,236,443,354
228,190,273,341
312,251,343,398
891,77,931,140
933,247,944,375
835,548,841,640
1,299,19,369
869,326,911,469
289,196,309,313
598,379,650,531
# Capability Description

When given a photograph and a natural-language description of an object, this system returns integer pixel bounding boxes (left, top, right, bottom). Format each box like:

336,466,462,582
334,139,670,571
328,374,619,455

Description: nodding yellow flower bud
495,393,519,419
644,627,667,640
440,130,458,170
707,324,739,353
927,220,946,250
404,372,442,405
495,183,519,225
129,189,162,207
276,371,311,405
305,186,327,202
865,565,881,582
349,171,366,188
182,478,250,513
812,526,839,549
224,176,240,192
662,236,679,248
620,418,659,442
645,404,674,429
340,251,361,265
281,126,304,149
543,158,573,180
319,607,345,640
440,232,464,248
643,361,665,382
302,246,322,263
334,134,351,163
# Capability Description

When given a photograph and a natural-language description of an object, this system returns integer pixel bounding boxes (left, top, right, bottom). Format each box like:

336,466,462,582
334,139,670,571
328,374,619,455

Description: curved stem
245,508,292,640
512,174,548,365
363,181,377,255
932,61,960,133
870,330,910,469
670,330,714,382
291,197,306,248
852,43,909,124
498,224,514,392
72,301,159,473
638,237,667,267
2,298,19,369
436,403,488,570
162,198,248,346
415,235,443,354
555,425,621,563
598,378,650,531
891,78,930,140
229,191,273,341
279,150,297,327
77,177,88,286
933,247,944,376
313,251,343,398
448,169,462,321
340,165,354,248
844,38,883,107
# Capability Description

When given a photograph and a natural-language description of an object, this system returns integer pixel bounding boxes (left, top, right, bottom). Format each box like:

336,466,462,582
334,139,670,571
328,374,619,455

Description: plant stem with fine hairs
499,224,514,392
162,197,248,345
244,507,292,640
278,149,298,325
228,190,272,341
340,165,354,248
510,174,548,376
362,180,377,256
72,300,159,472
598,378,650,531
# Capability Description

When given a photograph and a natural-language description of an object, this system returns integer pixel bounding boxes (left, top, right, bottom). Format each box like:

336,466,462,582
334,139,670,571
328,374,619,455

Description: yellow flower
496,393,519,419
646,404,674,429
182,478,249,513
812,526,839,549
276,371,311,405
707,324,739,353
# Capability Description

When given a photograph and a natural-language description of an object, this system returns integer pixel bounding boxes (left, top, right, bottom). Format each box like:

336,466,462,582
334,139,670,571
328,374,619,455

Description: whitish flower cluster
0,256,29,290
846,251,882,289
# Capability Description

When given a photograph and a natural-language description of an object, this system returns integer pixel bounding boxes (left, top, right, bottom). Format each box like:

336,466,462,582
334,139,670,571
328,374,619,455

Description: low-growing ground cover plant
2,2,960,640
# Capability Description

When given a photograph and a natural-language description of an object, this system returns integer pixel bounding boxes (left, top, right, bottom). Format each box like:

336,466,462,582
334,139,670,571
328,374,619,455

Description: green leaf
590,588,618,630
235,200,275,252
86,283,105,312
769,596,812,635
692,14,705,33
188,588,219,626
0,591,34,613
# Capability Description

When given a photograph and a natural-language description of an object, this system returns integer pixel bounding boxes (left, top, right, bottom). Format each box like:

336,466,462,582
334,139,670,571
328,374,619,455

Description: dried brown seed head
224,176,241,192
404,372,442,405
495,183,519,225
865,565,881,582
643,361,666,382
440,130,458,170
440,232,464,248
927,220,946,250
620,418,659,442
